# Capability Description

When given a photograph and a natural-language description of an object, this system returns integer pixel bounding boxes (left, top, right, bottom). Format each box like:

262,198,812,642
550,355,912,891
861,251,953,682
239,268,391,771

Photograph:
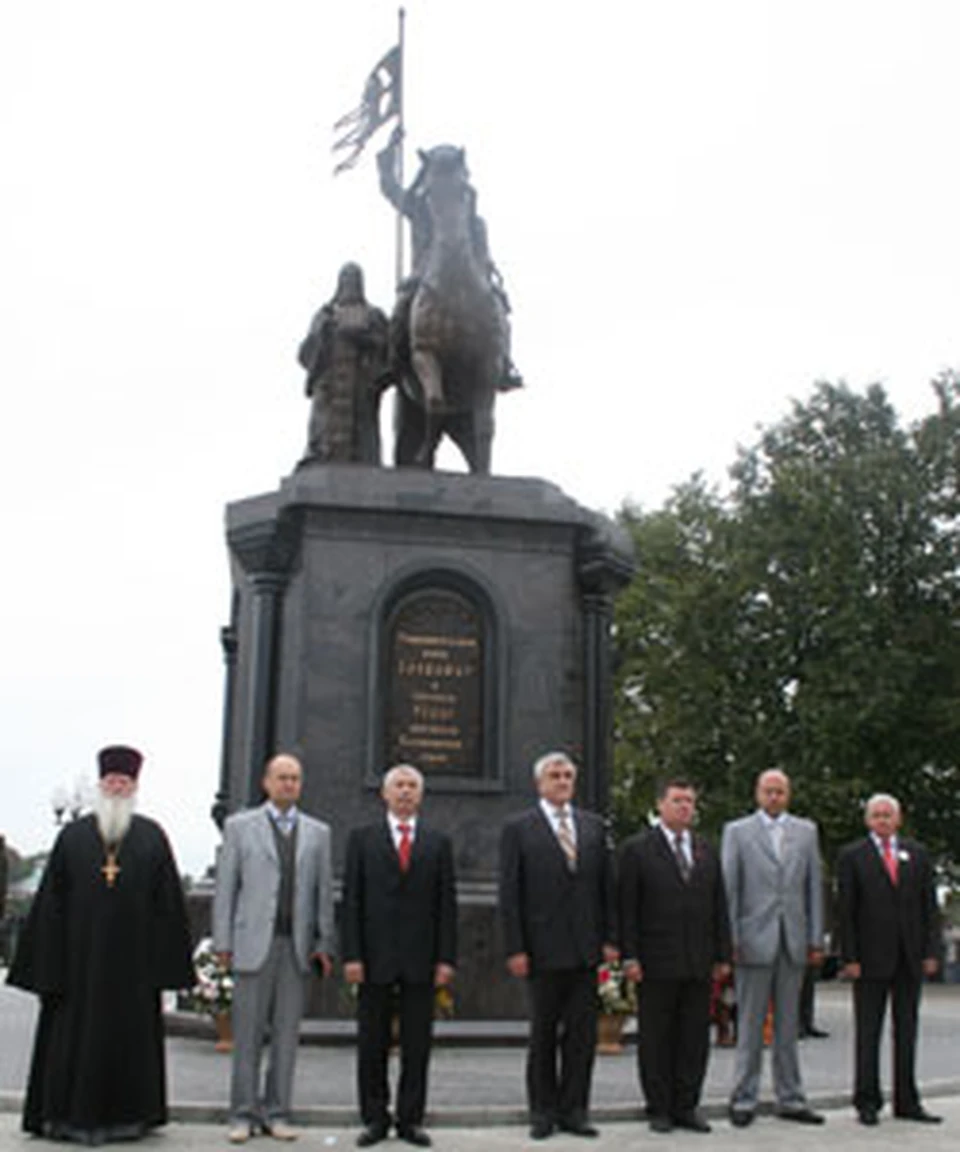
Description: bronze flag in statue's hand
332,45,401,175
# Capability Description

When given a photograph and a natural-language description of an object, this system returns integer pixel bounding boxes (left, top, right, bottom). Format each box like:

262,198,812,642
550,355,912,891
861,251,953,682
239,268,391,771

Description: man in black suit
342,765,457,1149
499,751,618,1141
837,793,941,1126
620,778,731,1134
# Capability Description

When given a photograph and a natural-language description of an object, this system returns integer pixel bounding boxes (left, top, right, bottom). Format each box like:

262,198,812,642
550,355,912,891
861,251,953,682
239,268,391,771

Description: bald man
721,770,824,1126
213,754,335,1144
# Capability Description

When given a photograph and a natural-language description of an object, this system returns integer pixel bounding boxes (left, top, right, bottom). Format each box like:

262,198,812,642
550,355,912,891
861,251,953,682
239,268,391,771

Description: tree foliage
613,376,960,875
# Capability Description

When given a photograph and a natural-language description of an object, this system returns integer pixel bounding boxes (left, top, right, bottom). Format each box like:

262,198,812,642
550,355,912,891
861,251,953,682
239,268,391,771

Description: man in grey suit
721,769,825,1127
214,754,335,1143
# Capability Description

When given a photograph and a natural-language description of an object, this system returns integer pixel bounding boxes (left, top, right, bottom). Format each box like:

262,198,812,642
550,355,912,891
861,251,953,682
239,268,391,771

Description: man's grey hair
865,792,901,818
383,763,425,790
532,751,577,781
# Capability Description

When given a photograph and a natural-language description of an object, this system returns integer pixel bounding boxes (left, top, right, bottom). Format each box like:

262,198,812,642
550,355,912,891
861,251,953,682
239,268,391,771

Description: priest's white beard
95,791,137,845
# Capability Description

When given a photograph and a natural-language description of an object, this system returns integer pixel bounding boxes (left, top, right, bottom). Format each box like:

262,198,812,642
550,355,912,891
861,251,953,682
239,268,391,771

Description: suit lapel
753,811,780,865
407,822,428,871
689,832,706,878
535,805,573,874
779,814,794,864
257,806,279,864
378,819,399,872
654,825,686,882
294,815,310,871
866,835,899,889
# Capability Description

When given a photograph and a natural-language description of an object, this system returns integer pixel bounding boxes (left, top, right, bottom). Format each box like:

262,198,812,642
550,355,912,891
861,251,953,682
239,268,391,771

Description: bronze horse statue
390,145,510,474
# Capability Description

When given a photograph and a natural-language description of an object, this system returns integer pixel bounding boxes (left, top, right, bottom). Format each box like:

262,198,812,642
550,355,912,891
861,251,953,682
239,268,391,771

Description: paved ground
1,977,958,1147
0,1097,959,1151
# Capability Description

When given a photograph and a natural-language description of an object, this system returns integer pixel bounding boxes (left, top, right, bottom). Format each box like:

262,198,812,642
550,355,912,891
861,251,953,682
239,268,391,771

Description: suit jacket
721,811,822,966
212,804,335,974
837,836,939,981
499,805,616,971
619,826,731,981
341,819,457,984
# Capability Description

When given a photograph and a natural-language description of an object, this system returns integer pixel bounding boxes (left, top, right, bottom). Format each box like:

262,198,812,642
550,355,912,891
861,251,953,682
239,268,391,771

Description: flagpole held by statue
323,8,522,473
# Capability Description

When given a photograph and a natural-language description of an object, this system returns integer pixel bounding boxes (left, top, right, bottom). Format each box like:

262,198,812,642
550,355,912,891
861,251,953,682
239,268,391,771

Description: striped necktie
556,809,577,871
673,832,692,882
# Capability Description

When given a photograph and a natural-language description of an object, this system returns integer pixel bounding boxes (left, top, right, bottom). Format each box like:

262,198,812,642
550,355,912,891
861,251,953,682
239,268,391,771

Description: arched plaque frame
366,563,506,792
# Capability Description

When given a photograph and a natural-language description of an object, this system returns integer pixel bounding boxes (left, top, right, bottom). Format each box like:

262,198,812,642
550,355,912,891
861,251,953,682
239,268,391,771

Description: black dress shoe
356,1125,389,1148
649,1116,674,1133
778,1107,826,1124
895,1109,942,1123
729,1108,755,1128
802,1026,830,1039
674,1110,712,1133
858,1109,880,1126
396,1125,432,1147
530,1118,555,1140
557,1118,599,1137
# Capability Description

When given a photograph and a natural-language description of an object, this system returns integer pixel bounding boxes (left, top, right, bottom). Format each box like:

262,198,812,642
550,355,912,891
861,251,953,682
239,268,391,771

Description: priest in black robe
7,744,194,1144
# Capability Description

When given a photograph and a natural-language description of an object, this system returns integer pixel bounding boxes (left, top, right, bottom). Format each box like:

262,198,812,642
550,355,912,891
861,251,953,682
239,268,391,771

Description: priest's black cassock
8,812,193,1143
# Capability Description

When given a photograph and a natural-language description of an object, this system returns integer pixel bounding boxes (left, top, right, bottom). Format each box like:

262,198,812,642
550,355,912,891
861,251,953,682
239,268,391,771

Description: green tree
613,478,760,843
614,378,960,872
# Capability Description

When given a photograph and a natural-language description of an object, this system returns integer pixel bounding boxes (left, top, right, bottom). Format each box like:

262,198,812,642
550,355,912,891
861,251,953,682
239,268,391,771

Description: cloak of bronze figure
298,263,390,464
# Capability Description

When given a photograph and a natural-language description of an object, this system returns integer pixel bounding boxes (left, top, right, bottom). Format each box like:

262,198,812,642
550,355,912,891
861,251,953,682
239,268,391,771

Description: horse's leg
473,398,494,474
448,404,494,476
393,389,424,468
393,386,440,470
410,349,443,466
411,349,444,412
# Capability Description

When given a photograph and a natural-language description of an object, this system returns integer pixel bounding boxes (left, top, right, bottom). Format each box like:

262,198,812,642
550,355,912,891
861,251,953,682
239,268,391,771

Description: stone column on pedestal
577,519,635,816
224,512,301,807
210,614,238,830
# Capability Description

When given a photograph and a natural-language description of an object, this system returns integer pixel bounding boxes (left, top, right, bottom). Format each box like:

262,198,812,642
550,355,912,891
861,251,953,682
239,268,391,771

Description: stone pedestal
212,463,632,1016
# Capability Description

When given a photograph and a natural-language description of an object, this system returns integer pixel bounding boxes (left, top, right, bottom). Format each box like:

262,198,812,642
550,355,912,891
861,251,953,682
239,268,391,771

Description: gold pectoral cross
101,850,121,888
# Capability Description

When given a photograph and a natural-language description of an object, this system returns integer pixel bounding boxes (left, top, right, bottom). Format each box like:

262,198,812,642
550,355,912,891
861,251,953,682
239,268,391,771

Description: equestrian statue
377,129,521,474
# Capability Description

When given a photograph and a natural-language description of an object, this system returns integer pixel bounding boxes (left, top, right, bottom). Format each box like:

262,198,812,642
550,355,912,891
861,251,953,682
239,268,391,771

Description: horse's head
416,145,474,228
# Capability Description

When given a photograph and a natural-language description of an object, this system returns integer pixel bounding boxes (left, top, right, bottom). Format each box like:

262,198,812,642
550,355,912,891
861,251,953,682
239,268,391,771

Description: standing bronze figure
298,263,390,465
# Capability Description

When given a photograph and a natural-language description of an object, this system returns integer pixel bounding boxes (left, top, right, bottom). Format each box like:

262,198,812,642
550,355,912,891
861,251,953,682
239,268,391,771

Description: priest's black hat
97,745,144,779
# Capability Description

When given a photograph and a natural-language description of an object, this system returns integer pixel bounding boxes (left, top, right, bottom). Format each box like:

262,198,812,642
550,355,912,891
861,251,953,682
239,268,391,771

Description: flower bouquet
190,936,234,1017
596,960,637,1015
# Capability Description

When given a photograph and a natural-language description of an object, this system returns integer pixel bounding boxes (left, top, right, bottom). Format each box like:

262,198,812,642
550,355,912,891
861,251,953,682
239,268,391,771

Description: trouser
637,977,711,1118
731,950,806,1112
853,961,922,1115
526,968,597,1125
356,982,435,1129
230,937,306,1126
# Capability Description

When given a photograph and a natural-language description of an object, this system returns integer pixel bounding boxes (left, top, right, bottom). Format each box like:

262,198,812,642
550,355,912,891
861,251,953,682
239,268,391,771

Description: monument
211,117,633,1017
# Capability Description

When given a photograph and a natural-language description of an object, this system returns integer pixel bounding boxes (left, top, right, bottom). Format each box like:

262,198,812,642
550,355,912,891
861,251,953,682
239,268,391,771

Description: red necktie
398,823,412,872
882,837,898,885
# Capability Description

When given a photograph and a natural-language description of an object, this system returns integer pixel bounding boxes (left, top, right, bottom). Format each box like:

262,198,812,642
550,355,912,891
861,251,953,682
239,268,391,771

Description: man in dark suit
837,793,941,1126
620,778,731,1134
499,751,618,1141
342,765,457,1149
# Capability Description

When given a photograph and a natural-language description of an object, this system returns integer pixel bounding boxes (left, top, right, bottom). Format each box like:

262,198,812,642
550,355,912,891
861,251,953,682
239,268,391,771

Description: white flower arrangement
596,961,637,1015
190,936,234,1017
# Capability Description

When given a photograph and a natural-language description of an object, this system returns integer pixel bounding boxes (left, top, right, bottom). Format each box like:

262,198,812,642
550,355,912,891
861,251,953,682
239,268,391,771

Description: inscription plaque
385,588,483,775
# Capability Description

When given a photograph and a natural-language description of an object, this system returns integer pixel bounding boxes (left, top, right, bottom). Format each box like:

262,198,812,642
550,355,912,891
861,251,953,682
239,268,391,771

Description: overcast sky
2,1,958,875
